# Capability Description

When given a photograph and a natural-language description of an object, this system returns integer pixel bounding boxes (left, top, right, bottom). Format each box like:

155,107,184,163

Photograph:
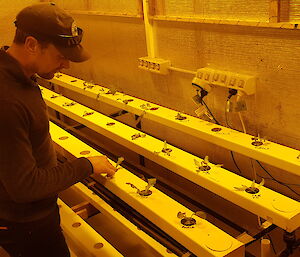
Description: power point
194,67,256,95
138,57,171,75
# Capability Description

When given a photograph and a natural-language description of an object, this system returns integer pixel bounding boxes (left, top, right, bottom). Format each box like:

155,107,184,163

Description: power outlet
194,67,256,95
138,57,171,75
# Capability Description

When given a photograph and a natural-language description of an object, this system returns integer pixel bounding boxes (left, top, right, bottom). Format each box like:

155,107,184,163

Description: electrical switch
221,74,227,83
194,67,256,95
213,73,219,81
204,73,210,81
229,78,236,86
138,57,171,75
238,80,245,88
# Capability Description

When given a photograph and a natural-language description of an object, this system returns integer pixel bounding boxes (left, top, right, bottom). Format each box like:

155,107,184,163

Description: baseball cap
14,2,90,62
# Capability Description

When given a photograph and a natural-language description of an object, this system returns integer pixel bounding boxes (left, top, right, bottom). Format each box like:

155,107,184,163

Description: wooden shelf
153,15,299,30
68,10,142,19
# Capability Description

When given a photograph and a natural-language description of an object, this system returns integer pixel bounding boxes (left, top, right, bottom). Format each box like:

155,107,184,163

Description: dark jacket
0,46,93,222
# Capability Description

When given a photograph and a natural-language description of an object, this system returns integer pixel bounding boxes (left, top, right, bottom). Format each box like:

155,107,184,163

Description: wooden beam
280,0,290,22
84,0,92,10
269,0,280,22
137,0,143,16
152,0,165,15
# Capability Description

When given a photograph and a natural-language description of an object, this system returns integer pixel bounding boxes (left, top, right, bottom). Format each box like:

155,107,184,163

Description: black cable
229,151,300,197
201,98,220,125
223,89,300,197
194,88,220,125
230,151,242,174
256,173,272,180
224,101,234,130
224,89,243,174
225,89,238,130
256,163,300,186
256,161,300,198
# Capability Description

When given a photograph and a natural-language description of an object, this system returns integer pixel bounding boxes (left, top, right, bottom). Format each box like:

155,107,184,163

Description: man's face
36,43,70,80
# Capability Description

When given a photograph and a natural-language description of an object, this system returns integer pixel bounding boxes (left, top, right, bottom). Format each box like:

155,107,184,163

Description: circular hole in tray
94,243,104,249
80,150,90,155
199,165,211,171
138,190,152,196
162,148,172,154
72,222,81,228
211,127,222,132
245,187,260,194
59,136,69,140
181,217,196,226
252,141,263,146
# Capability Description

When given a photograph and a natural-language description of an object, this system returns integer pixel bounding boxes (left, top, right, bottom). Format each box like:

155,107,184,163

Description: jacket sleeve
0,100,93,203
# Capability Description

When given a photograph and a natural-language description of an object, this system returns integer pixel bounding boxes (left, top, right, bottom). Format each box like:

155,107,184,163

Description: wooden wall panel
49,0,88,10
162,0,270,21
290,0,300,21
91,1,139,15
269,0,280,22
0,0,39,45
279,0,290,22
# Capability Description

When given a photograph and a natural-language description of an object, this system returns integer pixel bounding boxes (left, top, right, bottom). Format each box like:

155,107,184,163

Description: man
0,3,117,257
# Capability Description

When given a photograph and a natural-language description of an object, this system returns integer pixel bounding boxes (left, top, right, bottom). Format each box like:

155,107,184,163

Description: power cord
230,154,300,197
230,151,243,174
256,161,300,198
201,98,220,125
193,86,220,125
206,88,300,197
225,89,243,174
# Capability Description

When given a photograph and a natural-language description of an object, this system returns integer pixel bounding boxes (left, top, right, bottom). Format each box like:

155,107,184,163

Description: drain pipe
261,238,273,257
142,0,156,58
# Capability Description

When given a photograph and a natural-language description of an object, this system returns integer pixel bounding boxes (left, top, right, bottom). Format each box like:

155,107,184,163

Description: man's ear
24,36,40,55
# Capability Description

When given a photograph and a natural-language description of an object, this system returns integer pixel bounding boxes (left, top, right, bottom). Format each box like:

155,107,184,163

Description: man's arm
0,100,94,203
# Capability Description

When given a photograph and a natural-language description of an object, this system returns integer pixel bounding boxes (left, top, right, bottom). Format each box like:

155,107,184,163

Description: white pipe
168,66,196,75
261,239,273,257
142,0,156,58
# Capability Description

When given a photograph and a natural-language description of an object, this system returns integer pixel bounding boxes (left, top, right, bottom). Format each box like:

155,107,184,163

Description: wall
0,0,39,45
290,0,300,21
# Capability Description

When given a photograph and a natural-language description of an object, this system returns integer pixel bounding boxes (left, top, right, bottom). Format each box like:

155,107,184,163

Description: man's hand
87,156,117,177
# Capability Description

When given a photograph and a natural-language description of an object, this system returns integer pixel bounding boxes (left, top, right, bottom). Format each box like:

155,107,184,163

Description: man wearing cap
0,3,117,257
